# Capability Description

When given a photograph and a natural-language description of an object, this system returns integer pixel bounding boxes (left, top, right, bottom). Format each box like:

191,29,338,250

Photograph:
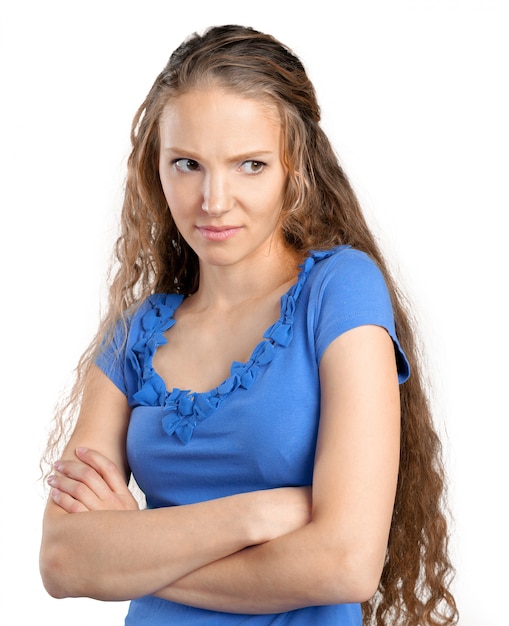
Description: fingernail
53,461,63,471
47,475,56,486
76,447,88,455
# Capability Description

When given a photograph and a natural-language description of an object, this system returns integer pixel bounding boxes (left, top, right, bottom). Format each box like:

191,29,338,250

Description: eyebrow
162,147,275,161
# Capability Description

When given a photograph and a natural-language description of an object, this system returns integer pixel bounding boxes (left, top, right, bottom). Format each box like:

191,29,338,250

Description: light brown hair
43,25,458,626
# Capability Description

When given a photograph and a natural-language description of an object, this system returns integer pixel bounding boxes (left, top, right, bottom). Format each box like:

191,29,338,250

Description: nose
202,171,230,216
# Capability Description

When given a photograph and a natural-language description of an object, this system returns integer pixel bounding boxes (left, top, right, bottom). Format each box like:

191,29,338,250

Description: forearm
155,520,376,613
40,493,267,602
157,533,317,613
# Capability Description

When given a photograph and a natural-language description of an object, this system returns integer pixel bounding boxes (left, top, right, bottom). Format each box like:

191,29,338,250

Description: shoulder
126,293,184,327
94,292,183,398
311,245,383,278
97,293,183,358
305,247,410,382
306,246,389,305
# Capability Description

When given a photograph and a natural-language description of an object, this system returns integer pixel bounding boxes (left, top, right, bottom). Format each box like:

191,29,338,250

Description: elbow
339,556,382,603
39,542,72,599
40,530,123,602
40,533,90,599
40,507,80,599
316,546,384,604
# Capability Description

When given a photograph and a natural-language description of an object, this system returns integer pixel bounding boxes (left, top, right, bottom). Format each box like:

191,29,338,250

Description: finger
54,458,113,502
48,472,100,511
53,455,139,511
50,487,88,514
74,447,129,495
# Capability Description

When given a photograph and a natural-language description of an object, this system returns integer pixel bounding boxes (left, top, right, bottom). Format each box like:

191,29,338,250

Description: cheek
161,178,196,215
261,173,287,215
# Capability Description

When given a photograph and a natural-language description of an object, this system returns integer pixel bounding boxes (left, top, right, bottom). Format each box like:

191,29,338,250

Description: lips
196,225,242,241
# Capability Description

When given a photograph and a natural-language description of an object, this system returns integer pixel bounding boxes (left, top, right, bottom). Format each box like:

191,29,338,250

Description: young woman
39,25,458,626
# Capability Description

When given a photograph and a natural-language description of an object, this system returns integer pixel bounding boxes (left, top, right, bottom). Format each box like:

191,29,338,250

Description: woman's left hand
48,447,139,514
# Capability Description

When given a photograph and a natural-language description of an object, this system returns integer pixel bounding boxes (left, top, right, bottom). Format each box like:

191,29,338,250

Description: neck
193,246,302,310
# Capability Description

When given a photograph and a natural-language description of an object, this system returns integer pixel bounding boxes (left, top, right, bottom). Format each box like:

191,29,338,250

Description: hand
48,447,139,514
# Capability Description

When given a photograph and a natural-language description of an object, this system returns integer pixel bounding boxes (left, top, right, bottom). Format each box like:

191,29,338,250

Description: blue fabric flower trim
129,249,341,444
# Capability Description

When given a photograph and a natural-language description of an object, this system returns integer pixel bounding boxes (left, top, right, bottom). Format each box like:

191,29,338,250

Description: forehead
159,89,281,141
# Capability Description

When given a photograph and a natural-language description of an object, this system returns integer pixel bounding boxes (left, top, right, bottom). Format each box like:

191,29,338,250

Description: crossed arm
40,324,401,612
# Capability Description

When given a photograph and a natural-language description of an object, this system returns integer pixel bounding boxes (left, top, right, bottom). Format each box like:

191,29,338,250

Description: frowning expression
158,89,288,269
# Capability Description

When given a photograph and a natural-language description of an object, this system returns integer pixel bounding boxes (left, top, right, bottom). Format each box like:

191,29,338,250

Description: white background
1,1,507,624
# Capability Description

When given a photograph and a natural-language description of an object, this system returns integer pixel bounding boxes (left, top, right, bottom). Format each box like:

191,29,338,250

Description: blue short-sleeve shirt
96,246,410,625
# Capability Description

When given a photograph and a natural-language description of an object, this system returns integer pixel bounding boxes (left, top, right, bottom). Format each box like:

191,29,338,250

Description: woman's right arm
39,365,310,602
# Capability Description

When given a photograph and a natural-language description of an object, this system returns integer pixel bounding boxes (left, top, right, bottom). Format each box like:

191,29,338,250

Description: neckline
130,247,343,443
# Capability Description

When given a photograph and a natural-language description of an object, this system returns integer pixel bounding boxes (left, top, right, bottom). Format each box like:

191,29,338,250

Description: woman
40,25,458,625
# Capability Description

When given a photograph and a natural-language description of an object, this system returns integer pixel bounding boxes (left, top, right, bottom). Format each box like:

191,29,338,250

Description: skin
40,88,401,612
159,89,290,273
154,89,302,391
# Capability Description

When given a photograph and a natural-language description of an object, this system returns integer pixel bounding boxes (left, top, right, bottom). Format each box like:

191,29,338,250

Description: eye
173,158,200,172
239,160,266,174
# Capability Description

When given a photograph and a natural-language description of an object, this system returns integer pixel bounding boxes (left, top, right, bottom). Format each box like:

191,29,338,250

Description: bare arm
39,365,311,601
153,325,401,612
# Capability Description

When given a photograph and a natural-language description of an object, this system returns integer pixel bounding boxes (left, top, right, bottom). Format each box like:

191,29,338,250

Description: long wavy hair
42,25,458,626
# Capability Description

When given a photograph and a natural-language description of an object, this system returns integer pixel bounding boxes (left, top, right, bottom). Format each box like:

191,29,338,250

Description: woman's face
158,89,288,270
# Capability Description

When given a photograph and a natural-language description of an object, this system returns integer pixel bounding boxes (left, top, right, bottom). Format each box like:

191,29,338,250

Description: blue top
96,246,410,625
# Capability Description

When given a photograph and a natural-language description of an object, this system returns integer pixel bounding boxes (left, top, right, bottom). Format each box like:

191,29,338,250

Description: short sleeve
94,318,129,395
313,248,410,383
